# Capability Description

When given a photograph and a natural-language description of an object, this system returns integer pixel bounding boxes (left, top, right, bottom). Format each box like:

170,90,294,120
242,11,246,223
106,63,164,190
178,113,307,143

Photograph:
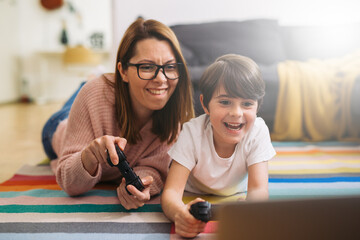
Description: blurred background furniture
170,19,360,139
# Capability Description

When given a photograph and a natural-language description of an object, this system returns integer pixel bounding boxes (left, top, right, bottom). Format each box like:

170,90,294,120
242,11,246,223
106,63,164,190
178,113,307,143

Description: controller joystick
107,145,145,194
190,201,212,222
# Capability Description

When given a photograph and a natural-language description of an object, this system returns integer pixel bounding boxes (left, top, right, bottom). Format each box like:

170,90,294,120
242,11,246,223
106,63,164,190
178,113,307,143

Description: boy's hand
174,198,207,238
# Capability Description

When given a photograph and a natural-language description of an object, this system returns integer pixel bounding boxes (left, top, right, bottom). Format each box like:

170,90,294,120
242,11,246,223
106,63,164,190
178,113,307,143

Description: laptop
216,195,360,240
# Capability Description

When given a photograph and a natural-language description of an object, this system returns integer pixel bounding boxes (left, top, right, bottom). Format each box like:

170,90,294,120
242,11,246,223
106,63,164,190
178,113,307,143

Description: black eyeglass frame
127,62,182,80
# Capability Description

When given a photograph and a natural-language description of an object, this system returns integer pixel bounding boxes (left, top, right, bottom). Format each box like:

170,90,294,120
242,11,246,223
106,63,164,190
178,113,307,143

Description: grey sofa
170,19,360,132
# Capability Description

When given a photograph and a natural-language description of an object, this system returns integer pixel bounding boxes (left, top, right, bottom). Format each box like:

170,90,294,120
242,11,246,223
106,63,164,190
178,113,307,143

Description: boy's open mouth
224,122,244,131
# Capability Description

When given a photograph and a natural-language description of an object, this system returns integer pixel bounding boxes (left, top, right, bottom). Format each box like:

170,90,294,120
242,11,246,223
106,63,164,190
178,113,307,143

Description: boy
161,54,276,238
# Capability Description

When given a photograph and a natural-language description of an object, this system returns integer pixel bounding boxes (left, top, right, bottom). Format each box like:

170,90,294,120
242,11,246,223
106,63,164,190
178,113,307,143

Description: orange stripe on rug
1,180,58,186
0,185,62,191
5,174,55,181
0,195,118,205
0,184,117,191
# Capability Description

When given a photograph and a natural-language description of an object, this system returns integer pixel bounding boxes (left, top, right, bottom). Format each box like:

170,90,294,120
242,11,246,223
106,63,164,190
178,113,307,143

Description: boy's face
201,85,258,153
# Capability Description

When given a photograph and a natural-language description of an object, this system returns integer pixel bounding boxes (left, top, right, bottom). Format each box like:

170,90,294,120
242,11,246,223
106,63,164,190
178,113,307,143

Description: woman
42,18,194,210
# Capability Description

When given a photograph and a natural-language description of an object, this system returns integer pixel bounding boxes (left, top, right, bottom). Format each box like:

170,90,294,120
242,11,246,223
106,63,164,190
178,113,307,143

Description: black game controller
106,145,145,195
189,201,212,222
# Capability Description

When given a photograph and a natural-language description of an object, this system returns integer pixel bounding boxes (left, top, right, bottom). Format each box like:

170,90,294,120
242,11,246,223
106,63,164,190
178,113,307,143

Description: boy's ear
200,94,210,115
118,62,129,83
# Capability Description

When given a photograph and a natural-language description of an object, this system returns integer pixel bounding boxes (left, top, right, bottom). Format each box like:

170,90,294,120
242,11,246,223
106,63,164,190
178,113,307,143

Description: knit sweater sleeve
54,76,114,196
53,74,173,197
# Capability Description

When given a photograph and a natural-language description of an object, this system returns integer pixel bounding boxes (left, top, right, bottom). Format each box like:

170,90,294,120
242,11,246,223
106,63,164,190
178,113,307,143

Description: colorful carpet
1,142,360,239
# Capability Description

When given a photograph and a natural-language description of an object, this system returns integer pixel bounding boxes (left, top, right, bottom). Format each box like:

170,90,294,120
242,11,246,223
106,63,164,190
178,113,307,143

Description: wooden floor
0,101,63,183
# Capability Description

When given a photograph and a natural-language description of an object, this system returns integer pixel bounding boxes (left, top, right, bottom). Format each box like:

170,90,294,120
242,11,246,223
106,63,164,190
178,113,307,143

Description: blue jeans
41,82,86,160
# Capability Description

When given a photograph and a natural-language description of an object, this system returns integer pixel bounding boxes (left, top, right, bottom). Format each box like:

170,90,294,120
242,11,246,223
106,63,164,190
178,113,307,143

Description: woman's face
118,38,178,119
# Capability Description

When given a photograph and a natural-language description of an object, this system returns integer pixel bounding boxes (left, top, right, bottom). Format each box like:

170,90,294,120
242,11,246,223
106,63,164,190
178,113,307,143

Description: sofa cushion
171,19,287,66
178,42,200,66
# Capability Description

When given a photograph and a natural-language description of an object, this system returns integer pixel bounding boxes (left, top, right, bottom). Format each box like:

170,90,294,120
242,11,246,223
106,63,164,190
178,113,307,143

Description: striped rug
1,142,360,239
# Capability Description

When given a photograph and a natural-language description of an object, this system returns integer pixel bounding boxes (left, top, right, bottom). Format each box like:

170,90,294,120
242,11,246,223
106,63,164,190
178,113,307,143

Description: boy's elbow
246,188,269,201
160,189,169,205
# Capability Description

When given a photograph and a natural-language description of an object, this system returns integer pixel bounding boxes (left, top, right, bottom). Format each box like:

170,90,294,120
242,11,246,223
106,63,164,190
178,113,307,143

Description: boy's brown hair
199,54,265,110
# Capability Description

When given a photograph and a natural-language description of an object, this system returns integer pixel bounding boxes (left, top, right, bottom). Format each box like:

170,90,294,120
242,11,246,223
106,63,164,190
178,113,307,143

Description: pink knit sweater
51,74,172,196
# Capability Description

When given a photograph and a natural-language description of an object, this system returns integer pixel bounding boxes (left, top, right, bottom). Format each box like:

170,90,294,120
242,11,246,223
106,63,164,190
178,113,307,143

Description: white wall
0,0,112,104
2,0,360,103
112,0,360,61
16,0,112,53
0,1,20,103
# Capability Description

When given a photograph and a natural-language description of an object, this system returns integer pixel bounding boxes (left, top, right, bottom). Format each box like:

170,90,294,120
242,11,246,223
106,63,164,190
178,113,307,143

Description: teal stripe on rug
0,204,162,213
0,189,116,198
269,188,360,199
0,233,170,240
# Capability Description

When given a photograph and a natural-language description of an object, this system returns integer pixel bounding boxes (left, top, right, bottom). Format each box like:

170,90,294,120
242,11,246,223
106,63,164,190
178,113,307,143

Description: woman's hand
173,198,207,238
81,135,127,176
116,176,153,210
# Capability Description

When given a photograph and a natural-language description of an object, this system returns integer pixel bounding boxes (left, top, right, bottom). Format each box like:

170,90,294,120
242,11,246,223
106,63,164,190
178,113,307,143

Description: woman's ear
200,94,210,115
118,62,129,83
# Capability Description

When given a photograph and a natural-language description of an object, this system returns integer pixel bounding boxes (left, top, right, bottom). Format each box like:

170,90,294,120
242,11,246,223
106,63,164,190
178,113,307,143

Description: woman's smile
146,87,168,95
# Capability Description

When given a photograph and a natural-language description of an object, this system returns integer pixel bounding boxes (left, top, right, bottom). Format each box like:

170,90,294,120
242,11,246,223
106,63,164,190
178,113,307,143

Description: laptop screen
216,195,360,240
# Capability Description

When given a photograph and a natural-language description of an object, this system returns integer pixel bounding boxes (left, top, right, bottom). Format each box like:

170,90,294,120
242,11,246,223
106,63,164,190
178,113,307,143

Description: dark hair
199,54,265,110
111,18,194,144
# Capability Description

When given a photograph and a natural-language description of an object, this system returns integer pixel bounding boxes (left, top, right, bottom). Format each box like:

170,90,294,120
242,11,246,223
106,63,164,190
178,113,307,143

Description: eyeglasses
127,63,182,80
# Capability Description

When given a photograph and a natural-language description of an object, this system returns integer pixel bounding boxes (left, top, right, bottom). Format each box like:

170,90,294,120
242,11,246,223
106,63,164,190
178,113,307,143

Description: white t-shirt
168,114,276,196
